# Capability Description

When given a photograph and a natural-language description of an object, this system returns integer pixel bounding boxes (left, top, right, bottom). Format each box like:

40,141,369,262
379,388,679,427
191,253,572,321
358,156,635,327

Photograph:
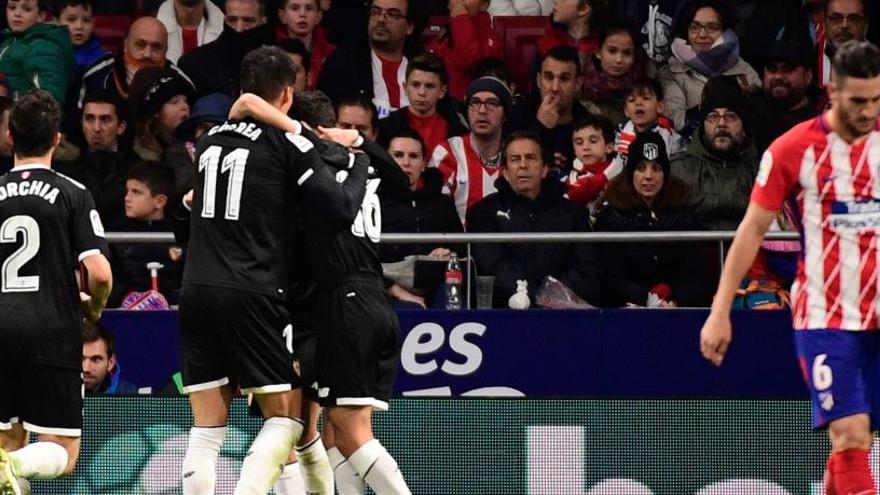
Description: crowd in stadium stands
0,0,877,309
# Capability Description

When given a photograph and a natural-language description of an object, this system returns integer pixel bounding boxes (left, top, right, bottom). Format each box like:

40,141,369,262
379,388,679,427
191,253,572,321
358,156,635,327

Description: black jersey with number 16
0,165,109,367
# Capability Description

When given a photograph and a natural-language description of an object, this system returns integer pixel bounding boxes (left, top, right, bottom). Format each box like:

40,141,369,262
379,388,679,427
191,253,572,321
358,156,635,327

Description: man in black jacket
467,131,601,308
54,91,135,226
177,1,274,99
77,17,194,109
511,45,590,178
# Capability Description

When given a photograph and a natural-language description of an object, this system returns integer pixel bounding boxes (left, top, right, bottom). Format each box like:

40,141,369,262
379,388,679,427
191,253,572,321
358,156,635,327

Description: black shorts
315,280,400,411
292,320,319,402
0,360,83,437
179,285,298,395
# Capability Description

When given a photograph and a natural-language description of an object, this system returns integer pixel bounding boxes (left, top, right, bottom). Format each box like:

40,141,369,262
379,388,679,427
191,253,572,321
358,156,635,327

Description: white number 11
199,145,250,220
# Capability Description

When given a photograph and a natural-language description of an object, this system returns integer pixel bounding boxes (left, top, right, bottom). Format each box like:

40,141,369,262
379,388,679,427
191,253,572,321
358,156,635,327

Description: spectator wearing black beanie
671,76,760,231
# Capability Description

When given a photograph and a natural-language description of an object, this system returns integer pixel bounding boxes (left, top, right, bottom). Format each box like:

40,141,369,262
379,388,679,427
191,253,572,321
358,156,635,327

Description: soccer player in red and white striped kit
702,40,880,495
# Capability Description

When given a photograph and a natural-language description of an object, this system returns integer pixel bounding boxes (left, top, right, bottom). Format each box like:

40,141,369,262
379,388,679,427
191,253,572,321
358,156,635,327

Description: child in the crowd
582,19,647,127
565,113,616,218
378,52,468,154
615,78,684,164
56,0,106,73
109,162,183,307
276,0,335,89
0,0,75,104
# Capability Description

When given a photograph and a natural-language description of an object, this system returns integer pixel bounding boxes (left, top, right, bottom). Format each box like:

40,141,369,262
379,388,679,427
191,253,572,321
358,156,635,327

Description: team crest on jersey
756,151,773,187
285,132,314,153
90,209,106,238
21,171,30,179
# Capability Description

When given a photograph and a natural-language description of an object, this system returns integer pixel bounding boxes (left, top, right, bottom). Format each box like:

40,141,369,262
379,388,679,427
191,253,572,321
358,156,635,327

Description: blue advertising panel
102,309,807,398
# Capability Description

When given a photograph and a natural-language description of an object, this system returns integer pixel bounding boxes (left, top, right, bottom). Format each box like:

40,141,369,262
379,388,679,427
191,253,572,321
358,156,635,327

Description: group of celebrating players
0,32,879,495
0,45,412,495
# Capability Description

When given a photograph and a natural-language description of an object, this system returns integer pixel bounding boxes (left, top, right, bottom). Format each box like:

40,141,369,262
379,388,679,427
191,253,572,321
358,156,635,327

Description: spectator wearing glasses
428,76,512,225
657,0,760,133
816,0,869,87
318,0,423,119
671,77,758,231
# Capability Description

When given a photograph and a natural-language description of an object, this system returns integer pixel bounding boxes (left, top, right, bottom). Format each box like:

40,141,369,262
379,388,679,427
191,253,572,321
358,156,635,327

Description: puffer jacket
466,177,601,307
379,168,464,263
594,176,710,307
670,132,759,231
657,56,760,132
0,22,74,104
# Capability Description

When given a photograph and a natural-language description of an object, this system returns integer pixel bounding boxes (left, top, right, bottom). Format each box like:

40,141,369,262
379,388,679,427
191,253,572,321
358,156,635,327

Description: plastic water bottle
445,253,463,310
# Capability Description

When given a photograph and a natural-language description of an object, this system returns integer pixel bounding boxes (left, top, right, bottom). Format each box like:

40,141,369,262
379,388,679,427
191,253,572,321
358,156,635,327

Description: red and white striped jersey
428,134,502,224
751,116,880,331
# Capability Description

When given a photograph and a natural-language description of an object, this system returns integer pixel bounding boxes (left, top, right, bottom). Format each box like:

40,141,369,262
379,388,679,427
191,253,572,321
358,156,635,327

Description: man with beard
701,40,880,495
750,39,821,154
77,16,193,109
317,0,422,119
671,77,759,231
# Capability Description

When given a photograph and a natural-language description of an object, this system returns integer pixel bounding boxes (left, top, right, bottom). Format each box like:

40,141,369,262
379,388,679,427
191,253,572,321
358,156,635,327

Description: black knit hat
700,76,747,117
129,67,195,121
466,76,513,117
626,131,670,178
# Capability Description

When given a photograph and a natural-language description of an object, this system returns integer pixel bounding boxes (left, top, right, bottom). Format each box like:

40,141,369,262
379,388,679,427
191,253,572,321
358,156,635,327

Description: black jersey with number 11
183,119,368,296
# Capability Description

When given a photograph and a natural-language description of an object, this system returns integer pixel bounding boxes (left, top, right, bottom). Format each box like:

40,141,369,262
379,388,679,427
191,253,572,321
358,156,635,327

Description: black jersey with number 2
183,119,369,296
0,165,109,367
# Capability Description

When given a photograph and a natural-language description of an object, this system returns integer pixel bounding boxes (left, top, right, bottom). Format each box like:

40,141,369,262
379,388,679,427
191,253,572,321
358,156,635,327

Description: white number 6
812,354,833,391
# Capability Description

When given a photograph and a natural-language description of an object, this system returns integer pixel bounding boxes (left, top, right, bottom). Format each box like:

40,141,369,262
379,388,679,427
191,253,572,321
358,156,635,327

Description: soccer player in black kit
231,92,412,494
178,46,369,495
0,91,112,495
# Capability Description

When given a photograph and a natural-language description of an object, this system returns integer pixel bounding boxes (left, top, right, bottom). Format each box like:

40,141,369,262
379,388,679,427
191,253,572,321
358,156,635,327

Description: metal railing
107,231,800,309
106,231,801,244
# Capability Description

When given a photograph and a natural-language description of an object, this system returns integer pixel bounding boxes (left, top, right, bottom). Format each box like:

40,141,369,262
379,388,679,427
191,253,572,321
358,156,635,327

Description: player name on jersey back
207,121,263,141
183,120,321,297
0,179,60,204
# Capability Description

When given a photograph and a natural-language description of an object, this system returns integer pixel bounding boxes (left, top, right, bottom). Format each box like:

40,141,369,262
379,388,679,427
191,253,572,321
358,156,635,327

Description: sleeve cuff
78,248,101,262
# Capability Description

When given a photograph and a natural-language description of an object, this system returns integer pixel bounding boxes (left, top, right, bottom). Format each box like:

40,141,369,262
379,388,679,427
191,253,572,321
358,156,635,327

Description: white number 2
199,146,250,220
812,354,833,391
1,215,40,292
351,178,381,242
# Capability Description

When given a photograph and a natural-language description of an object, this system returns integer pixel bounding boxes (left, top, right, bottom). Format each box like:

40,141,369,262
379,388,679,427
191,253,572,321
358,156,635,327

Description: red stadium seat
94,14,133,54
421,15,450,48
492,16,546,95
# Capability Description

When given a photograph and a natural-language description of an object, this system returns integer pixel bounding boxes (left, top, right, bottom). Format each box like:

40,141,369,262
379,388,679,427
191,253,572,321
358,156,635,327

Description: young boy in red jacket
565,113,616,218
